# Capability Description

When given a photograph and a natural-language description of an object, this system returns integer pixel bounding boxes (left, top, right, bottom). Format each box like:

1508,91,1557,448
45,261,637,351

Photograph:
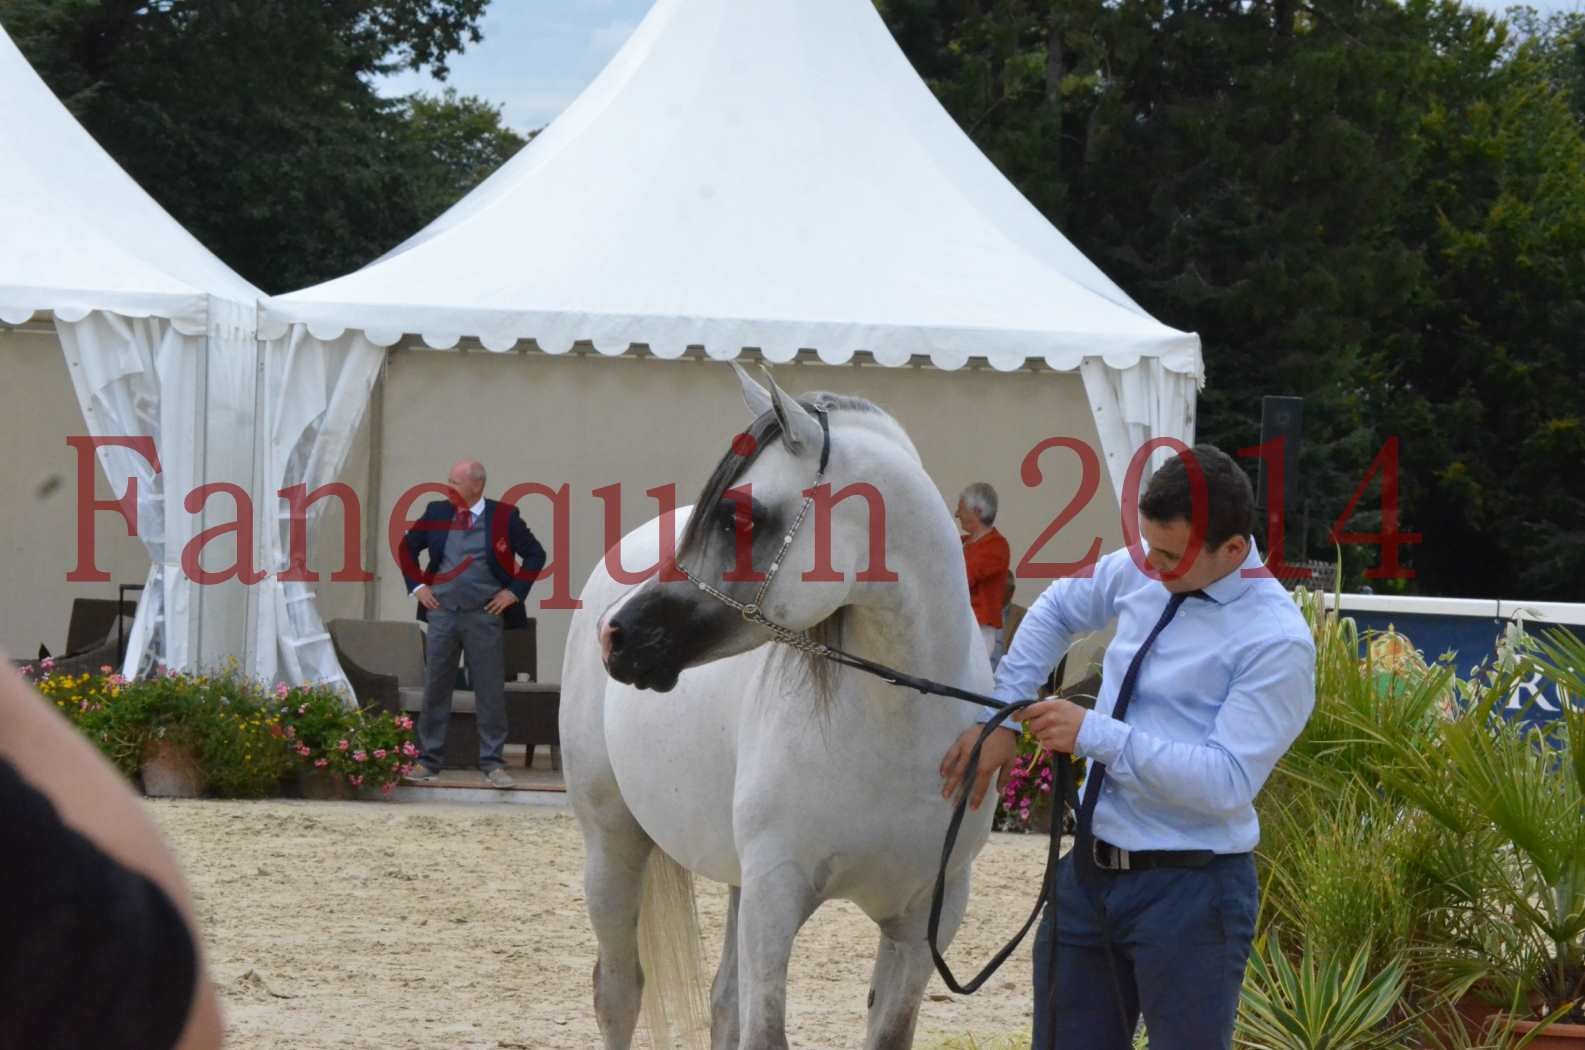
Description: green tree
879,0,1585,600
1510,7,1585,120
1381,35,1585,597
1,0,524,292
396,88,530,229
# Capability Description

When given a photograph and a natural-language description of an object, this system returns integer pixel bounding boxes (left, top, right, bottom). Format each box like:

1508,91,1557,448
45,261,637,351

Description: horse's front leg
735,859,820,1050
865,871,971,1050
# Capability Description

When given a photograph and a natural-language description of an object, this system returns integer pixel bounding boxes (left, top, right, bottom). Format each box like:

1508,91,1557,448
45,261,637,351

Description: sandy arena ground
147,799,1050,1049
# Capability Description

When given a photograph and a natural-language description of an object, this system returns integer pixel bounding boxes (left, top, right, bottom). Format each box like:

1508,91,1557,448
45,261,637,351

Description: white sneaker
484,768,515,789
404,765,439,783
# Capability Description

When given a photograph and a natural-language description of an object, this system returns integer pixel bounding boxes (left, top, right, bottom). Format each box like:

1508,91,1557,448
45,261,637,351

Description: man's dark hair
1138,444,1255,549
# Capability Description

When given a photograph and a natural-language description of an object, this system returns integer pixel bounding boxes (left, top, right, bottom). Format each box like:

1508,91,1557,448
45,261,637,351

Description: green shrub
31,665,415,798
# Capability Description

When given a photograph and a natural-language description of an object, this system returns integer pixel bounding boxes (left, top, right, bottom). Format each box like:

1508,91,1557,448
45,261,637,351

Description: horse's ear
732,362,773,419
760,365,822,457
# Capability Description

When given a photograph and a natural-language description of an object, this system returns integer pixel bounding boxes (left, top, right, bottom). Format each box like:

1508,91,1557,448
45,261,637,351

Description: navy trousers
1031,850,1258,1050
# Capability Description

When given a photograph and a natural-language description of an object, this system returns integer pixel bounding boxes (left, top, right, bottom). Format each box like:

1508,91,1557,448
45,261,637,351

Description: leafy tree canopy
2,0,524,291
879,0,1585,599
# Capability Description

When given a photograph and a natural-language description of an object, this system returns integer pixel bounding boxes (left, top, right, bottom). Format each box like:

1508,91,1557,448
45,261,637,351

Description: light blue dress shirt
990,544,1316,854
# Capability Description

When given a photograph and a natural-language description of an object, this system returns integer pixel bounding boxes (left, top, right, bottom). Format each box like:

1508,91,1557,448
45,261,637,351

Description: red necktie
457,509,472,530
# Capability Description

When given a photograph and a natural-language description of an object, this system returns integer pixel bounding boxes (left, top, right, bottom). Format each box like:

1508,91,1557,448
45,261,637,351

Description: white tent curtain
6,21,269,680
250,326,384,692
54,309,206,676
1080,357,1203,508
194,295,264,674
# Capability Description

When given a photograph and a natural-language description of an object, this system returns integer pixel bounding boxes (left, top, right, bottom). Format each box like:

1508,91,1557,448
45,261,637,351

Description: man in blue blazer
399,459,547,787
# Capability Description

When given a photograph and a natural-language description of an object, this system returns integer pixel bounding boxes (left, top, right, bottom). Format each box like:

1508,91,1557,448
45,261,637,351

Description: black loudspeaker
1257,396,1303,561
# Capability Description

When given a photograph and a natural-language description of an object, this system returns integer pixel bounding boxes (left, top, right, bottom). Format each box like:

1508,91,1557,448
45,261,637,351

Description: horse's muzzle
600,609,682,692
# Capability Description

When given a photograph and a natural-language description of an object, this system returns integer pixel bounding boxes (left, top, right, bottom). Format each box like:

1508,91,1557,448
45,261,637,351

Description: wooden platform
387,744,567,807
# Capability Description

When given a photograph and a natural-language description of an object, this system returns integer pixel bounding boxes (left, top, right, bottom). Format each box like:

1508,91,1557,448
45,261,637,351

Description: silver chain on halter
679,407,836,660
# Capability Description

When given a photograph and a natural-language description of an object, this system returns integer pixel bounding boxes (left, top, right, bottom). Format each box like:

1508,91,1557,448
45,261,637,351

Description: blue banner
1346,609,1579,729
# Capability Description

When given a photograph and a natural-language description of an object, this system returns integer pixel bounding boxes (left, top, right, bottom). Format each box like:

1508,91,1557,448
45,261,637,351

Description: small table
432,684,561,771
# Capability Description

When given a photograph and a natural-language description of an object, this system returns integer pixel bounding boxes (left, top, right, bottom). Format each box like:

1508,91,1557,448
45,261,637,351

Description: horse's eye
725,510,752,535
716,497,764,536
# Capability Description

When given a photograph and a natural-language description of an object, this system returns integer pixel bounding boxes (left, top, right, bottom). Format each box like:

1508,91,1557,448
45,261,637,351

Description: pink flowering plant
274,686,417,795
993,724,1055,833
993,724,1085,834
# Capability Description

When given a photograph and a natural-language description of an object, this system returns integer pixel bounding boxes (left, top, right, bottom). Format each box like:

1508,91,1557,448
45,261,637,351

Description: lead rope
679,406,1075,1040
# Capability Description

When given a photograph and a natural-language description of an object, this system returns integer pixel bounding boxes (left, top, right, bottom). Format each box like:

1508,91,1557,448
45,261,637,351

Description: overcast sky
378,0,657,132
377,0,1584,133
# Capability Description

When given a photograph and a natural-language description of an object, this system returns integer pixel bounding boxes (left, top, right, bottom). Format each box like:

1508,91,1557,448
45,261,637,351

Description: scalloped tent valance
256,315,1204,376
263,0,1202,381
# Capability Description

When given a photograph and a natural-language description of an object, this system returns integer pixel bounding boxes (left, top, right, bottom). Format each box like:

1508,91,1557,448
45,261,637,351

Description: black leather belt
1091,838,1221,872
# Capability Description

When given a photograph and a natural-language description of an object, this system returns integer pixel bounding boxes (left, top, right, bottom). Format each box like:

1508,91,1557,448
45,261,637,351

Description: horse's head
599,364,913,692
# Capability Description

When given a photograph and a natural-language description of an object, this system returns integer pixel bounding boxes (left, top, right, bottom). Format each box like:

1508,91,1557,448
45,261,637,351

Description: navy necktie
1074,590,1200,845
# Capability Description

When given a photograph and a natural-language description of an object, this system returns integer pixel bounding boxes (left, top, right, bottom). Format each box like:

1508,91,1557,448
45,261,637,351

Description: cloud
588,18,638,55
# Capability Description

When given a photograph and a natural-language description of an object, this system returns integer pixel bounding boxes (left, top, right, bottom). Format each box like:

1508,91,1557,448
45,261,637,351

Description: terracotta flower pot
1502,1017,1585,1048
140,738,207,798
1437,992,1504,1044
297,767,356,801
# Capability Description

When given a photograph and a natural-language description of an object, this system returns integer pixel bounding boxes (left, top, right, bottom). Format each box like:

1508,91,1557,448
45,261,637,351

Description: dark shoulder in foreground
0,757,197,1050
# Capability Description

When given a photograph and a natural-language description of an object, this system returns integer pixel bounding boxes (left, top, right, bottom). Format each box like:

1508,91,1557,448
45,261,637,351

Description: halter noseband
679,406,834,658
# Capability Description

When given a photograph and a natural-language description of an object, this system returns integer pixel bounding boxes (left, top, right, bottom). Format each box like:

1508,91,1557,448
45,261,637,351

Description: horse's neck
843,601,981,703
836,481,988,726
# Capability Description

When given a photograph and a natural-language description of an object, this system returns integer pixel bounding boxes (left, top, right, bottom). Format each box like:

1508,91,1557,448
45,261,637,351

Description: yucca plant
1236,933,1412,1049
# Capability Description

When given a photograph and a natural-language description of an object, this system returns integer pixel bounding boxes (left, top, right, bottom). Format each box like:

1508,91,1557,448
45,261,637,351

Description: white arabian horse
561,365,996,1050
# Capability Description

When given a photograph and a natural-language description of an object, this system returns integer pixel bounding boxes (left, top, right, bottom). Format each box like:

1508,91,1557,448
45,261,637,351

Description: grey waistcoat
431,515,499,611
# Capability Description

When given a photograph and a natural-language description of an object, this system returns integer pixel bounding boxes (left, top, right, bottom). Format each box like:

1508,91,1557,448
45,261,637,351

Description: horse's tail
637,850,710,1049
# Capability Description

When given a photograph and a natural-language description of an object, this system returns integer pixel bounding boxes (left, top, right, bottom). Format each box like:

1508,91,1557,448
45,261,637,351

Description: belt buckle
1091,838,1130,872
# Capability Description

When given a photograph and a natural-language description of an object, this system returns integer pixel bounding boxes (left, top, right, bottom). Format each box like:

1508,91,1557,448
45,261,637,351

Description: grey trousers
418,608,507,772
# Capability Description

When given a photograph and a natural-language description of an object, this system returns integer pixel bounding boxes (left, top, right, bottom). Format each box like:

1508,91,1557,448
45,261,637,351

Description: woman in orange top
956,482,1010,659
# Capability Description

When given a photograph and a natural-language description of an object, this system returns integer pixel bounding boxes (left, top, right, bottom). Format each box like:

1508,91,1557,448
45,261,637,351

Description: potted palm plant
1370,626,1585,1047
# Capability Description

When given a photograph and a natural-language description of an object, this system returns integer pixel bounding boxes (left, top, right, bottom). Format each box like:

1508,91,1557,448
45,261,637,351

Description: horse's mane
677,392,910,711
676,392,907,557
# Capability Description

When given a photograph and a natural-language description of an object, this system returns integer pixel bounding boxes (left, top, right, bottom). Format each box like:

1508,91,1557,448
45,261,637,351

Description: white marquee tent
261,0,1203,678
0,24,263,677
267,0,1200,393
5,0,1204,687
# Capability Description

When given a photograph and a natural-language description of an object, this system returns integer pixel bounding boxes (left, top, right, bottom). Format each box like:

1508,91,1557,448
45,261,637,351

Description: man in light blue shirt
940,444,1315,1050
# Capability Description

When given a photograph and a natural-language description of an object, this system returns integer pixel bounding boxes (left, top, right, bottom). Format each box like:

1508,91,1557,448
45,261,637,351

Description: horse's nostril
605,623,625,654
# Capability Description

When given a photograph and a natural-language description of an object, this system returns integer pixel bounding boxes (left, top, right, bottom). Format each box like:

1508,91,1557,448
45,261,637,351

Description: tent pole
361,353,387,621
